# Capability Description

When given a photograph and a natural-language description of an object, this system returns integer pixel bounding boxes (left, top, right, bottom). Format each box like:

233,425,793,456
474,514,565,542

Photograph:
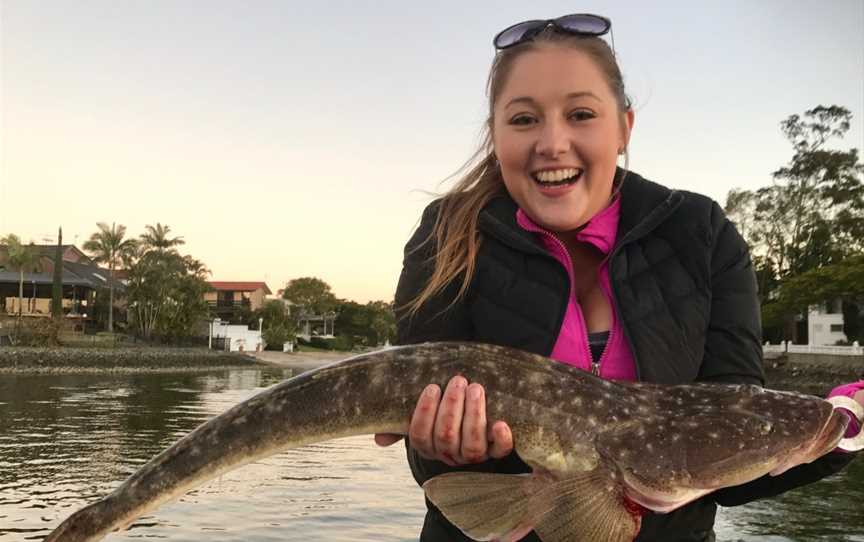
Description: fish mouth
804,409,848,457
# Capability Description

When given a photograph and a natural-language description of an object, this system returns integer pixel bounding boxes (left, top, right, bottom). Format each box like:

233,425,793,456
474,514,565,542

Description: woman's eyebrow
504,96,537,108
566,91,602,102
504,91,602,109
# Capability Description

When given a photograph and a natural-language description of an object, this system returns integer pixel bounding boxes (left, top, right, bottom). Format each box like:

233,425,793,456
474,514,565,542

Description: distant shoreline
1,347,860,394
764,360,864,396
0,346,271,374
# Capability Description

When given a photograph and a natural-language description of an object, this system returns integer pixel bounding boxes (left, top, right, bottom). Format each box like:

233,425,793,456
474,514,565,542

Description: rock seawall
765,353,864,395
0,346,268,373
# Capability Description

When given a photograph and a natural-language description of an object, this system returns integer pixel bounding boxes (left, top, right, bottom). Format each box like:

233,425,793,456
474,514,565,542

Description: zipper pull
591,362,600,376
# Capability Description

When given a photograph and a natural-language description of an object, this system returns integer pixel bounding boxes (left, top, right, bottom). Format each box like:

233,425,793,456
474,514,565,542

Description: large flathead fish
45,342,852,542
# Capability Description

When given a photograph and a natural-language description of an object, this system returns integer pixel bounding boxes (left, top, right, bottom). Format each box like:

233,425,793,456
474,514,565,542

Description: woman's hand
374,376,513,466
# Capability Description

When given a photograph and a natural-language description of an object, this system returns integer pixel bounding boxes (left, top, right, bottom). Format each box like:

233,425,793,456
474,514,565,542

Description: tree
83,222,138,332
254,299,296,349
127,250,211,341
334,299,396,346
0,234,38,318
367,300,396,345
281,277,338,316
139,223,185,254
52,227,63,320
725,105,863,341
727,107,863,280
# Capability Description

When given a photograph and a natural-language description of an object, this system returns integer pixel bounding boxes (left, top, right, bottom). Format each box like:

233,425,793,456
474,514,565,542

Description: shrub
9,318,61,346
263,325,292,350
309,335,354,351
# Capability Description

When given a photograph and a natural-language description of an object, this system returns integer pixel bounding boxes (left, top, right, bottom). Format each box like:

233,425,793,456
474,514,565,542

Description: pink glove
827,380,864,451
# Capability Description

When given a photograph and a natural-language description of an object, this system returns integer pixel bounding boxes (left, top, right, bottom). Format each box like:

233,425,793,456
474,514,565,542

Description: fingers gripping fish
44,342,856,542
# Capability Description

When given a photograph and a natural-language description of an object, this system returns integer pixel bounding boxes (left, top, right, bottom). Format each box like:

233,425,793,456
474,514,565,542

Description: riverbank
764,356,864,395
0,346,270,374
249,349,353,370
2,346,860,391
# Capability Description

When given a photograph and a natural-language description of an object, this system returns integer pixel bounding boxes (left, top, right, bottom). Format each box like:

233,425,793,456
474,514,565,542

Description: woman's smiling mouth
531,167,584,187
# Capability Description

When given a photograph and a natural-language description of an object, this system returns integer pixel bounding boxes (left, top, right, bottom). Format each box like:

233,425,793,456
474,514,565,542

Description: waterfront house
204,281,271,322
808,299,847,346
0,244,126,328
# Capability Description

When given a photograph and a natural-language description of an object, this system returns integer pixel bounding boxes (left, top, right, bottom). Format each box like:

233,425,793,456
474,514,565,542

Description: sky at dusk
2,0,862,303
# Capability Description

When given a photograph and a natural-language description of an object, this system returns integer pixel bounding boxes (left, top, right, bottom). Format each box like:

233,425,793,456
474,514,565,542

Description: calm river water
0,367,861,541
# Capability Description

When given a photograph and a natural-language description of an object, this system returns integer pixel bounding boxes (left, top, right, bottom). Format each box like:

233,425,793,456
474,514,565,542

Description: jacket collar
479,169,682,254
615,169,683,243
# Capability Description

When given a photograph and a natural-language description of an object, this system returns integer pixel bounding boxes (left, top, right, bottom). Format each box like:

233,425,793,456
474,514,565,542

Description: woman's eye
509,114,536,126
570,110,595,121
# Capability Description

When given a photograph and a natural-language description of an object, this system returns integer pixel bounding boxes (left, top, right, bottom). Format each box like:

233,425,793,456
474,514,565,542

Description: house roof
0,261,125,291
208,281,272,294
29,244,91,263
63,261,126,289
0,244,92,266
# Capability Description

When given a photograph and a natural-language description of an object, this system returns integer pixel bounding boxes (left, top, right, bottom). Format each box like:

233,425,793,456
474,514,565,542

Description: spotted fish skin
44,342,849,542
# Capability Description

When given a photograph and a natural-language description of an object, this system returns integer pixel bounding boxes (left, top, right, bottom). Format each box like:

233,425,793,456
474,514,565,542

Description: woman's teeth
532,168,583,186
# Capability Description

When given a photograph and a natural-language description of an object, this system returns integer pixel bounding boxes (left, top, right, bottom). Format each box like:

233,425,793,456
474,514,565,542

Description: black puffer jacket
394,170,855,542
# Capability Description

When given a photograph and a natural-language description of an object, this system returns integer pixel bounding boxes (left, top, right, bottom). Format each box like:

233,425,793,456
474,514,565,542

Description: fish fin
531,470,642,542
423,469,641,542
423,472,534,541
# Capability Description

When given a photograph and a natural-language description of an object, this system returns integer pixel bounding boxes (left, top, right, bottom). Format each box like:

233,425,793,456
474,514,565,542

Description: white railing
763,341,863,356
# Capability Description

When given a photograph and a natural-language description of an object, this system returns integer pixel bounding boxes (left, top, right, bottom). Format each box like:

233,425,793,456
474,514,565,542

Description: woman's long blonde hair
405,28,632,316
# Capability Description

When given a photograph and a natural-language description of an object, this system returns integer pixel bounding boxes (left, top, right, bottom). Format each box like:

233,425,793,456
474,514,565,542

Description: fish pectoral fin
531,469,642,542
423,469,641,542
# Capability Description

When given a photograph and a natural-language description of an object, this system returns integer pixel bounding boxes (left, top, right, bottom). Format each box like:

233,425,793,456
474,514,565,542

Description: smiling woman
375,12,864,542
492,45,632,234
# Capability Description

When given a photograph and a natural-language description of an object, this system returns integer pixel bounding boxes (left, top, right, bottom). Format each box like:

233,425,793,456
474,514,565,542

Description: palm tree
1,234,38,318
83,222,137,332
139,223,184,255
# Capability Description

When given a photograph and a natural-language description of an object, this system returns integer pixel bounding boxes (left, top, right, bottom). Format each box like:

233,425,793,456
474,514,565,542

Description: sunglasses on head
493,13,613,50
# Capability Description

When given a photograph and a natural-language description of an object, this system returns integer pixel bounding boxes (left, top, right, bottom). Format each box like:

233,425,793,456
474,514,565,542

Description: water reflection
0,368,425,541
0,368,861,541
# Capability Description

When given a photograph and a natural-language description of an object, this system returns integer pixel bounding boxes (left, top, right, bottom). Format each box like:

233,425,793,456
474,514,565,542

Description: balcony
207,299,251,320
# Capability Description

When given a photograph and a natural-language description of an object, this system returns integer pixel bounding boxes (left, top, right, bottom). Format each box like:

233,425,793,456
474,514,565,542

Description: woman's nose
534,119,571,158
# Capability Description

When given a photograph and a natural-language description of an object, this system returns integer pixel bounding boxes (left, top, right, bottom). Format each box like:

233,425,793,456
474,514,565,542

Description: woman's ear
620,109,635,151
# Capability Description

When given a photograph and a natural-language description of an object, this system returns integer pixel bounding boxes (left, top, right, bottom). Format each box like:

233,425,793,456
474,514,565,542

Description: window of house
830,324,844,332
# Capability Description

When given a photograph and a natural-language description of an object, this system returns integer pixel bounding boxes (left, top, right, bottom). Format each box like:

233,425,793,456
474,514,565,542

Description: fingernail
468,385,482,400
425,384,439,398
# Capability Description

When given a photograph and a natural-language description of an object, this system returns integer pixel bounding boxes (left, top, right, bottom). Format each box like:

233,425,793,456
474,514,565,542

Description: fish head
597,384,849,513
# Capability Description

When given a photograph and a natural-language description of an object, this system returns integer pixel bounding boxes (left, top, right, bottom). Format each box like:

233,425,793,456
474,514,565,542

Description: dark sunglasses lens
494,20,544,48
556,14,610,35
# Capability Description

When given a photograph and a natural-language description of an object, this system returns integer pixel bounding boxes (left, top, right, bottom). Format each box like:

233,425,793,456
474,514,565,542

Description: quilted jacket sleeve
699,201,858,506
697,201,764,385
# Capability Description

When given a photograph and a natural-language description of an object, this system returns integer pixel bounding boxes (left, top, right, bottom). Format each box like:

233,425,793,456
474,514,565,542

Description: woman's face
492,46,633,233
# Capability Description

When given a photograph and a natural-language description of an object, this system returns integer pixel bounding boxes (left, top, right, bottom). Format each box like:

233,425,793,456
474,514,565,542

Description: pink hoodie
516,198,637,381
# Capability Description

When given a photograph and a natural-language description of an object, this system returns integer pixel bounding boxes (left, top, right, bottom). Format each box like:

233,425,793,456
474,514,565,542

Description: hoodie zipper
521,223,605,377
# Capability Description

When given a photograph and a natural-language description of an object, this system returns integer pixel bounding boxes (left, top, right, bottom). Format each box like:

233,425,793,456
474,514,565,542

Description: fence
763,341,863,356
